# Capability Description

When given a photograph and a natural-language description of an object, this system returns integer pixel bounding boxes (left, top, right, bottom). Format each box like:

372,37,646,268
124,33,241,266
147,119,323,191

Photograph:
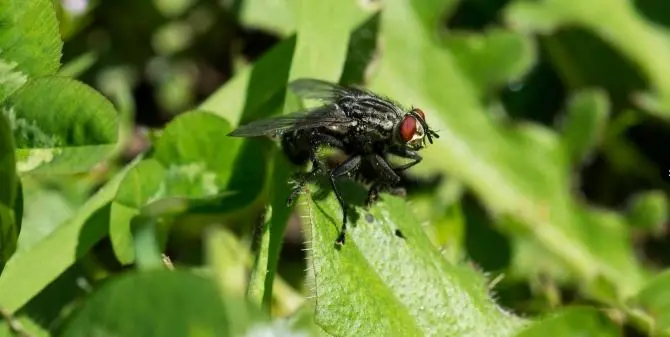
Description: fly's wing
289,78,368,102
227,104,355,137
290,78,404,117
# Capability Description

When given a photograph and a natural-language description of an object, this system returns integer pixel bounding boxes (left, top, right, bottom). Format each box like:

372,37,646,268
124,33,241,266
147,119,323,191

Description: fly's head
394,108,440,150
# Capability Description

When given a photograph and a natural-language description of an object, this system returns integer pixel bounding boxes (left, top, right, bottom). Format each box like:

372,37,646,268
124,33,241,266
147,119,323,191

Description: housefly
227,79,439,245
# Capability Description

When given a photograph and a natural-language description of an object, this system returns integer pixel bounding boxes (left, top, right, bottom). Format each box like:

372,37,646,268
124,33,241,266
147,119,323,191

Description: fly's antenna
409,109,440,144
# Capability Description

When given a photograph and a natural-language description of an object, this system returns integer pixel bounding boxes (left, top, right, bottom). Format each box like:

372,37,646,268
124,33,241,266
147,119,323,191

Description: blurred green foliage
1,0,670,336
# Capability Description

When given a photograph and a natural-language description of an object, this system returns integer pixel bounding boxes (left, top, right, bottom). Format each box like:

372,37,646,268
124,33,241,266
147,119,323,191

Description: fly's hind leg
330,155,362,246
286,133,345,206
365,182,383,207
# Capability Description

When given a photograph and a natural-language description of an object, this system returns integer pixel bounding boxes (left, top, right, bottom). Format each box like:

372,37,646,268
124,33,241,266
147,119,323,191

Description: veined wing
289,78,367,102
290,78,404,117
227,104,355,137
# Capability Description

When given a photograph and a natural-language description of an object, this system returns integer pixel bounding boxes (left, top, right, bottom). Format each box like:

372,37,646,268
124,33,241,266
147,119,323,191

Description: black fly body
227,79,439,246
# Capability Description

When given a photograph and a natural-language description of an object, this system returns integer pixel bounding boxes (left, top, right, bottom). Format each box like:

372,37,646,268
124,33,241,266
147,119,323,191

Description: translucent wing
227,104,355,137
289,78,367,102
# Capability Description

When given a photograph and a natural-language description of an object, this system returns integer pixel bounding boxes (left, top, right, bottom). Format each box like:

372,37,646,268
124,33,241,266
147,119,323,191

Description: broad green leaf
625,190,668,235
445,29,536,96
515,307,620,337
0,159,138,314
629,270,670,336
0,0,63,77
369,0,645,301
60,270,234,337
504,0,670,117
301,185,526,337
0,112,17,267
2,76,119,174
559,89,610,166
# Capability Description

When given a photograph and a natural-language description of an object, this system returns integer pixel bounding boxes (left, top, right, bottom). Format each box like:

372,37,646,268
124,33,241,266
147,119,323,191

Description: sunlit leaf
0,0,62,77
515,307,620,337
559,89,610,166
2,77,118,174
302,184,527,337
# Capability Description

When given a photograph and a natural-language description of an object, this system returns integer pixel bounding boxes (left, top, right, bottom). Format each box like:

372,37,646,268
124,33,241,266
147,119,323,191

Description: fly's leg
388,146,423,172
364,183,406,207
286,133,345,206
330,155,362,246
364,154,402,207
365,182,382,207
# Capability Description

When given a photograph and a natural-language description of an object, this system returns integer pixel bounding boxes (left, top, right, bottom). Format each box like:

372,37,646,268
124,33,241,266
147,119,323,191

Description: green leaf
0,0,63,77
110,158,166,264
0,159,138,314
204,226,304,317
0,59,28,103
504,0,670,117
60,270,309,337
15,176,89,253
445,28,537,95
153,111,241,195
630,270,670,336
625,190,669,235
0,314,48,337
515,307,620,337
110,111,255,264
60,270,234,337
56,51,98,78
234,0,295,37
2,76,119,174
369,0,646,301
247,206,271,307
199,36,296,126
301,186,526,336
559,89,610,166
0,112,17,267
132,216,164,271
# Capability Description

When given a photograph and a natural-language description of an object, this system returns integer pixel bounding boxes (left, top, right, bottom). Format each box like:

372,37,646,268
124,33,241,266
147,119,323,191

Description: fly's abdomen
280,130,312,166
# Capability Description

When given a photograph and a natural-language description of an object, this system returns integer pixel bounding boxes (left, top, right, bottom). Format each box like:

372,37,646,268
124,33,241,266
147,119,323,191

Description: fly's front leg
389,146,423,172
287,132,345,206
330,155,362,245
365,154,402,207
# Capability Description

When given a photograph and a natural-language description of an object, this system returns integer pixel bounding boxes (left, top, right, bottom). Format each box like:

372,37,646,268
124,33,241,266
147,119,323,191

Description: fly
227,78,439,246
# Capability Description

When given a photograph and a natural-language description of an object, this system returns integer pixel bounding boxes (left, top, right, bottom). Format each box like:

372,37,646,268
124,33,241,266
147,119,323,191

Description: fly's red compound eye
414,108,425,121
400,115,417,142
